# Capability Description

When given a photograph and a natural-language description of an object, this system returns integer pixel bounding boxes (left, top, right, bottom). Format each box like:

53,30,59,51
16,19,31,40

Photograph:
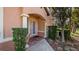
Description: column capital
21,13,29,17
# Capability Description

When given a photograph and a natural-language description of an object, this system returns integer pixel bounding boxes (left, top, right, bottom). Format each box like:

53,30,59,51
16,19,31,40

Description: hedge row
48,26,57,40
47,26,70,41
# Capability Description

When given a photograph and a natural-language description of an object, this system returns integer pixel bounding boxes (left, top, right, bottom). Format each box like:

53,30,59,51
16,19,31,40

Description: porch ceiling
29,14,46,21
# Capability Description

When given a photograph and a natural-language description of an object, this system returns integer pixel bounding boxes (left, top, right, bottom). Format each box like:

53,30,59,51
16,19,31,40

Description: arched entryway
27,14,46,46
21,13,47,46
28,14,46,37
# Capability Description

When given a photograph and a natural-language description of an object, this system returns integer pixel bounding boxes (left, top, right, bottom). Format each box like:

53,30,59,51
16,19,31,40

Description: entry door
30,20,38,36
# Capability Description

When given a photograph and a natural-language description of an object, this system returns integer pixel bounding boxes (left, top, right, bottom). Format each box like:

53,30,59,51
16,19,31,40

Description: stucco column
21,13,29,48
0,7,3,41
21,14,29,28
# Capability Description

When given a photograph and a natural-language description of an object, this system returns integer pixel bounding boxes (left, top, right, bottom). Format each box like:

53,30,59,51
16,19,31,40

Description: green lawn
76,28,79,33
71,28,79,37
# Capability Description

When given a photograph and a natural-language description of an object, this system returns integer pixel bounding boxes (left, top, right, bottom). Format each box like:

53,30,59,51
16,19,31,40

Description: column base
25,44,29,48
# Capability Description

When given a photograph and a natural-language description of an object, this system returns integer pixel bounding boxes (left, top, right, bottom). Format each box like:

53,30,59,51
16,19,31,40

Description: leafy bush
12,28,28,51
57,29,71,40
48,26,57,40
64,29,70,41
65,25,69,29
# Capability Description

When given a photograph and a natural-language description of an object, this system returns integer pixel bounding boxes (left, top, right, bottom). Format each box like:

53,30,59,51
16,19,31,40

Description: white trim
28,19,30,34
0,7,3,40
0,37,12,43
44,22,47,38
21,13,29,17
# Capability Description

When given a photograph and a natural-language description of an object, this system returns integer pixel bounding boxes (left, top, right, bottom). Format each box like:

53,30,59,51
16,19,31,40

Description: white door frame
44,22,46,38
30,19,38,37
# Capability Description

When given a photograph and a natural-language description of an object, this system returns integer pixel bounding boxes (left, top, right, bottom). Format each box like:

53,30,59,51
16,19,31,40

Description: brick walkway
0,37,54,51
27,39,54,51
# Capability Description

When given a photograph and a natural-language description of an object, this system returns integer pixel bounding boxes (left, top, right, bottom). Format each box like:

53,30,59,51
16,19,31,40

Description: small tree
50,7,71,50
71,8,79,33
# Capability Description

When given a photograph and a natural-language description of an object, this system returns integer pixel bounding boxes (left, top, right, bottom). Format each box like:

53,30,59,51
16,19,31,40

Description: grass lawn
76,28,79,33
71,28,79,37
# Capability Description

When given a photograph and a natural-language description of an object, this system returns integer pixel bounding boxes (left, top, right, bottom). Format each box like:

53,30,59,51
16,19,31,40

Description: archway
28,14,46,37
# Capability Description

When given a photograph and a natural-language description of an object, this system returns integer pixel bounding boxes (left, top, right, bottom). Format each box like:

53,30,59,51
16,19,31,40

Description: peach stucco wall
3,7,53,38
38,19,45,31
4,7,22,37
29,15,45,32
23,7,47,19
22,7,53,26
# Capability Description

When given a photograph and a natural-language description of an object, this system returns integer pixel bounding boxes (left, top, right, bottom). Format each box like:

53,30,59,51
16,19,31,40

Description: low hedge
48,26,57,40
12,28,28,51
48,26,71,41
64,29,70,41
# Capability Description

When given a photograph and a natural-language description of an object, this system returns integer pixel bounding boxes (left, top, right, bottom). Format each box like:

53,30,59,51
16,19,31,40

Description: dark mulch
28,36,43,46
46,38,79,51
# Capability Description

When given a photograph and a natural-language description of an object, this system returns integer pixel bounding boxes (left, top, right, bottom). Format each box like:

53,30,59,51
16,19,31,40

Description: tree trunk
61,26,65,51
72,22,76,33
69,17,72,32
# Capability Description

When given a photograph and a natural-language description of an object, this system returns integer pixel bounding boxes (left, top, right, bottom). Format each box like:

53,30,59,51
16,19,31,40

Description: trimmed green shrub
12,28,28,51
48,26,57,40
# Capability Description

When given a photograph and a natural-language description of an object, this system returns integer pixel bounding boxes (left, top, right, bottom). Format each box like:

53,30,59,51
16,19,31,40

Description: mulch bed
46,38,79,51
28,36,43,46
